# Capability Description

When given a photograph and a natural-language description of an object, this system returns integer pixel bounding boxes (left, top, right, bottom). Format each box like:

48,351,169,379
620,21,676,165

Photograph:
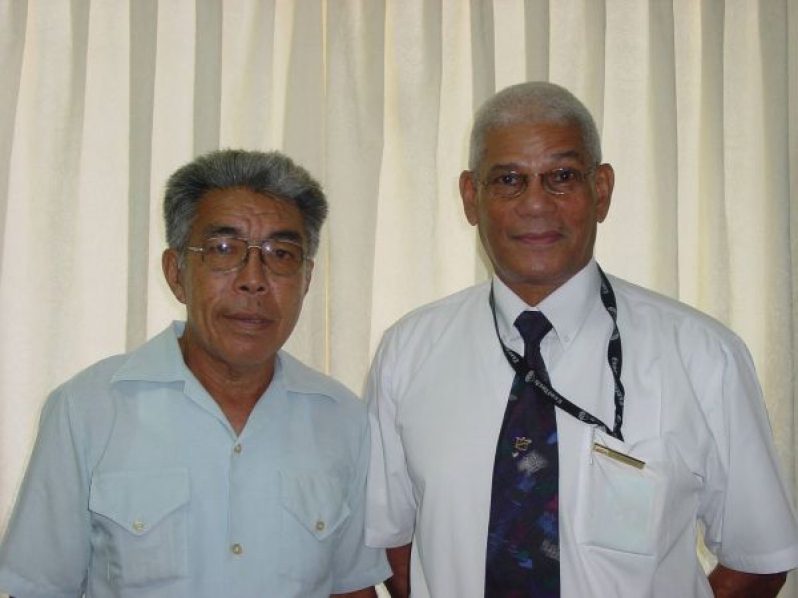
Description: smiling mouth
514,231,562,245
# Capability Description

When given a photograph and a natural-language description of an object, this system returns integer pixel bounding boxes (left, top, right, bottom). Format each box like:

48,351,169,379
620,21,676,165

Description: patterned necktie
485,310,559,597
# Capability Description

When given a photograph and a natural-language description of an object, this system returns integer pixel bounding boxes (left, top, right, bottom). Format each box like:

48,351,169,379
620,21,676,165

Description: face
163,187,312,380
460,121,613,305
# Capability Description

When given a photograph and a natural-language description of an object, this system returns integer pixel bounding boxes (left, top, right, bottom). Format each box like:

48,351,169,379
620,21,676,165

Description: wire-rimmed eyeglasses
479,165,599,198
186,236,306,275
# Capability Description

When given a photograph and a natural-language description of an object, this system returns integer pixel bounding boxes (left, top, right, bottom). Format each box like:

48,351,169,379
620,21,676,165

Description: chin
222,341,278,366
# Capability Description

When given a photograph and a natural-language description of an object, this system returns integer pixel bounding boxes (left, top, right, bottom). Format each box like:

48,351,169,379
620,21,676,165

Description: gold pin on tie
513,437,532,452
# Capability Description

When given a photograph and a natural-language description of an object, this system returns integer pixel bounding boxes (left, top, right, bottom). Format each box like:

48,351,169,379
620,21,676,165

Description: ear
459,170,480,226
593,163,614,223
162,248,187,304
302,259,314,296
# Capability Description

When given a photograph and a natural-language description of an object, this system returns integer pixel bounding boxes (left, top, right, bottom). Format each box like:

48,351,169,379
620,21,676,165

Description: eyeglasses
479,165,598,198
186,236,306,275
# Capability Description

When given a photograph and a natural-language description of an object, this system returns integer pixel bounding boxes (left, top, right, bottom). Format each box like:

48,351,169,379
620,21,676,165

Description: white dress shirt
365,260,798,597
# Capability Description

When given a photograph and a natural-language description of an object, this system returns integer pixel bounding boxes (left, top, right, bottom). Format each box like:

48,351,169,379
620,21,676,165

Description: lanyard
489,266,626,441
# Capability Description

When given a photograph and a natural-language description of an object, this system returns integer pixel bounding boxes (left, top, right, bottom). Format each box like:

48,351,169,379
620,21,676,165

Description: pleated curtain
0,1,796,595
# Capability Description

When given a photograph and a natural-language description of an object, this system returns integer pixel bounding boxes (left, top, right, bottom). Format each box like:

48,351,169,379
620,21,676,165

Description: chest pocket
279,470,352,582
575,431,701,558
89,468,189,587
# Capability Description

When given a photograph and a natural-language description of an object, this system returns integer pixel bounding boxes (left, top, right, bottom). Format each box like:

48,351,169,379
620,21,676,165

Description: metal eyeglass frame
479,164,600,198
185,236,307,275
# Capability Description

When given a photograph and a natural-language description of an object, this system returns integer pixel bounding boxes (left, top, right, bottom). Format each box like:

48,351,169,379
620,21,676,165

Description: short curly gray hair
163,149,328,258
469,81,602,170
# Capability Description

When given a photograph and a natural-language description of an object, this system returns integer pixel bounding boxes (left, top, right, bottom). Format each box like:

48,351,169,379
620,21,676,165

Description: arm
364,337,416,598
0,386,93,595
331,588,378,598
329,409,391,596
698,341,798,591
708,564,786,598
383,543,411,598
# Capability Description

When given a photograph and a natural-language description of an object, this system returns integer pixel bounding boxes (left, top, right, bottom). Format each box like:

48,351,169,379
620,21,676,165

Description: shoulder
609,274,747,353
368,283,492,398
55,325,181,405
380,282,490,352
49,352,129,411
42,325,182,432
278,351,365,416
31,352,134,470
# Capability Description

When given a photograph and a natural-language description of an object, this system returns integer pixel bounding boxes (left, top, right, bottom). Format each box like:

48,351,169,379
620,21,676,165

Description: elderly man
0,149,389,597
365,82,798,597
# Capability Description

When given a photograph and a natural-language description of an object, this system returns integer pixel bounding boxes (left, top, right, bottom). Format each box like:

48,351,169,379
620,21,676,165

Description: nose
235,246,269,294
515,174,556,215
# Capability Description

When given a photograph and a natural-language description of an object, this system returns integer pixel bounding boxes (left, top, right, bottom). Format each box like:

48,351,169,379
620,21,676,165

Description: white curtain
0,0,796,594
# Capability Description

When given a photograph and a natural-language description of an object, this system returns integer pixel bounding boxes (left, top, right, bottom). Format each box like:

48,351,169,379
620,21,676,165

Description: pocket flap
89,469,190,536
280,471,351,541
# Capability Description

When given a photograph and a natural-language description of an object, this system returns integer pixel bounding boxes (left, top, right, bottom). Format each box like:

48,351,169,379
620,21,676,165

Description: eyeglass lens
486,167,591,198
201,237,304,275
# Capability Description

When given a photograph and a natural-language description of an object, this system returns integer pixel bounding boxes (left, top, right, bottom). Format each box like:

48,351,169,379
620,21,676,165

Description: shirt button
315,520,325,532
231,543,243,555
233,443,242,454
132,520,146,532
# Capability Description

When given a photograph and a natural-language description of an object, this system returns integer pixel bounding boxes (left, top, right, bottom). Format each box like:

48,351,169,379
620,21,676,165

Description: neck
179,336,274,436
501,280,560,307
496,261,593,307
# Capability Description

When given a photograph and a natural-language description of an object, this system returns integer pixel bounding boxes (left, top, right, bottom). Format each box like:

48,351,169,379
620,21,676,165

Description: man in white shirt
364,82,798,597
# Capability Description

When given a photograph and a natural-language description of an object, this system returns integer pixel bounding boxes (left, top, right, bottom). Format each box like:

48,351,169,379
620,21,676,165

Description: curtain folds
0,1,795,594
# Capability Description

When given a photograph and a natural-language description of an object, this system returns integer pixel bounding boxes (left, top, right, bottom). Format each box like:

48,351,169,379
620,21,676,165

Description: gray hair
468,81,602,170
163,149,328,258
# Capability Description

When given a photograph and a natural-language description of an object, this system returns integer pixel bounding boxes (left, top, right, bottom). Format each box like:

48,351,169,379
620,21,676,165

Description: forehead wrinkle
199,225,305,246
484,150,586,174
487,161,525,172
201,224,242,238
548,149,584,161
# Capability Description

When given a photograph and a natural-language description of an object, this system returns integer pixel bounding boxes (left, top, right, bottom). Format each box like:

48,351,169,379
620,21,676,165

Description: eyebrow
267,230,304,244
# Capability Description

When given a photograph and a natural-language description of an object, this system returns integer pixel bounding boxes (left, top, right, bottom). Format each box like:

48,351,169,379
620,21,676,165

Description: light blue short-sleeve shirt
0,322,389,598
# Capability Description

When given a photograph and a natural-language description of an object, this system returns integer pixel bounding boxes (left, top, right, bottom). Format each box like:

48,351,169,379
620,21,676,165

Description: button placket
229,439,247,560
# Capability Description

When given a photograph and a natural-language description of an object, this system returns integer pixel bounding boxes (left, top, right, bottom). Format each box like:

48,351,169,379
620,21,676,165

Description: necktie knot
515,310,552,348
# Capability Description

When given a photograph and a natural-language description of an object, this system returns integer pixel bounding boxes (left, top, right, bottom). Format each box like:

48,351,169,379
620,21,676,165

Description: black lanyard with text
489,266,626,441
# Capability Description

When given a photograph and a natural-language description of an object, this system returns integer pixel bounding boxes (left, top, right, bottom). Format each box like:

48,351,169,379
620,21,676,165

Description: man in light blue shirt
0,149,390,597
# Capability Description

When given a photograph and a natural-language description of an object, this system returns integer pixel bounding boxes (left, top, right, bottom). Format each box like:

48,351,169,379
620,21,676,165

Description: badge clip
593,442,645,470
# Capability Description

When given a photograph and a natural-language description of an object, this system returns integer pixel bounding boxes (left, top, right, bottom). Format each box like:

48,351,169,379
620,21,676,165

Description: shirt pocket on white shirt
88,468,190,587
575,430,700,558
278,470,352,582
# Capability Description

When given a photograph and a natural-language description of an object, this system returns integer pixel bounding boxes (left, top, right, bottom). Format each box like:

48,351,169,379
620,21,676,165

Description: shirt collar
112,321,339,401
111,321,191,384
492,259,601,350
276,351,342,401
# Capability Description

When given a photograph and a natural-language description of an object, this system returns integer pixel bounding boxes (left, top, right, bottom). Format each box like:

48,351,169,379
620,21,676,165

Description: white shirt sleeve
699,336,798,573
365,330,417,548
